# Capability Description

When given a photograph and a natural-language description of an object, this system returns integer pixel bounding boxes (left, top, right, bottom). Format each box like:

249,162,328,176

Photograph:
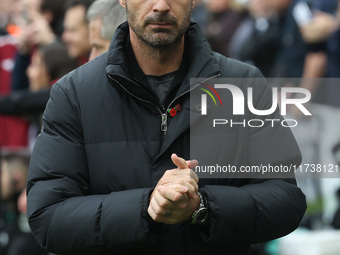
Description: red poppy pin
168,104,182,117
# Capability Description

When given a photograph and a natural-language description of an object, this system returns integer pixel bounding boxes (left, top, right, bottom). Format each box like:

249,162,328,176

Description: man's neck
129,29,184,76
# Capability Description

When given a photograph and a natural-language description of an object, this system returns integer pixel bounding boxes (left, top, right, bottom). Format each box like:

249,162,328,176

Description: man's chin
135,28,182,49
146,38,181,49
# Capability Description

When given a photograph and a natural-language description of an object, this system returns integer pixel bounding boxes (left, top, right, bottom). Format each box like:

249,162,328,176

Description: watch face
194,208,208,224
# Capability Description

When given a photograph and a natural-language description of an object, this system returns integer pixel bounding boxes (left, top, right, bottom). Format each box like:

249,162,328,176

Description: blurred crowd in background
0,0,340,254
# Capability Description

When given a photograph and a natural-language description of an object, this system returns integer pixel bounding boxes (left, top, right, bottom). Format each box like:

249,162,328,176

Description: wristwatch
191,192,209,224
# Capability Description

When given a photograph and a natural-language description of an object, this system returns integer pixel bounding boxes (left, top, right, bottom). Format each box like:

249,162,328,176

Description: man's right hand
147,154,200,224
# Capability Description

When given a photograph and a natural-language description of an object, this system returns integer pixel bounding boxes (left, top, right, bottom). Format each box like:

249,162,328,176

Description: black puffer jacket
27,22,306,255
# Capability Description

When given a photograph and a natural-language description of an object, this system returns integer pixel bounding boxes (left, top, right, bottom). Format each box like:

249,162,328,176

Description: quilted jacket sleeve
27,82,153,254
199,68,306,244
200,179,306,244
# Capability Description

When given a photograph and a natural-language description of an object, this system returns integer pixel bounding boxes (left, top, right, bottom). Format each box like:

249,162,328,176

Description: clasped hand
147,154,200,224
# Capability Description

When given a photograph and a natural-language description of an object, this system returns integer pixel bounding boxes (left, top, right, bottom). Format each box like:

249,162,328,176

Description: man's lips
148,23,174,28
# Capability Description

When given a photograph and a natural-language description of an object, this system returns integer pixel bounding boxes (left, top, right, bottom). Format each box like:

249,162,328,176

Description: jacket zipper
161,113,168,134
108,73,220,137
108,74,166,136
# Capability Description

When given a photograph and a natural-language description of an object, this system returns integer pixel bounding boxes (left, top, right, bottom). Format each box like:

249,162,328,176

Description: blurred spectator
0,0,30,148
241,0,330,107
261,0,306,78
332,202,340,230
1,152,28,210
0,0,125,137
305,0,340,232
0,151,47,255
0,0,16,35
271,0,340,106
86,0,126,61
300,0,340,107
191,0,206,28
274,0,340,234
0,0,127,120
16,1,57,55
40,0,67,37
300,12,337,44
231,0,281,77
62,0,94,63
27,42,78,91
272,0,334,82
12,0,64,92
201,0,247,57
0,42,78,150
1,0,71,150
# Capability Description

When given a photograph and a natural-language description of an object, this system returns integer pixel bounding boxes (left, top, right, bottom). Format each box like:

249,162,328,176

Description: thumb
171,153,187,169
187,159,198,170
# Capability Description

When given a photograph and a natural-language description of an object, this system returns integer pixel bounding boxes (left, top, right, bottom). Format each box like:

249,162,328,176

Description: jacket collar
105,22,222,160
106,21,221,94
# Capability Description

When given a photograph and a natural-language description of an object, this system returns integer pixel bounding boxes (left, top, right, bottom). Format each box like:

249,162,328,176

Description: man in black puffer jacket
27,0,306,254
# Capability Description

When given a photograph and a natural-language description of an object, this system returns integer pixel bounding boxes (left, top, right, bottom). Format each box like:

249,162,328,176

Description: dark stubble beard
126,4,191,50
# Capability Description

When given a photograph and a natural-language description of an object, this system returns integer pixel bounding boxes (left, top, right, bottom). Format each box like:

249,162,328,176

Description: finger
147,204,175,224
147,204,157,221
150,194,164,217
149,196,176,222
157,185,187,202
171,153,187,169
190,169,199,184
154,190,173,209
170,155,199,181
187,159,198,170
173,175,198,192
148,204,170,223
168,183,192,197
168,182,189,193
173,179,198,199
